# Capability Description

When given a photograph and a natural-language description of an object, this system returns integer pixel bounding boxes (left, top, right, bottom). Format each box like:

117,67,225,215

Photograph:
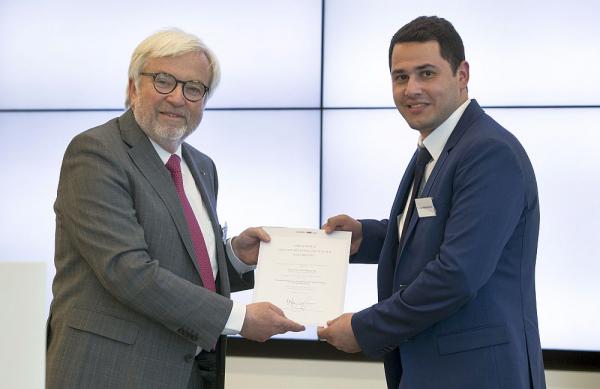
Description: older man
46,29,303,389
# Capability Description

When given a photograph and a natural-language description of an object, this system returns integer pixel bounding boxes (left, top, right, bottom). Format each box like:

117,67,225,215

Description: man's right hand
240,302,305,342
322,214,363,255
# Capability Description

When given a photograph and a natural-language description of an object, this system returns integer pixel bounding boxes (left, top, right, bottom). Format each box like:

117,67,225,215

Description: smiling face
390,40,469,138
129,51,211,152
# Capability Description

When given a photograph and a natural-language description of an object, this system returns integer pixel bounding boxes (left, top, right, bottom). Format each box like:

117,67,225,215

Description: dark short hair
388,16,465,73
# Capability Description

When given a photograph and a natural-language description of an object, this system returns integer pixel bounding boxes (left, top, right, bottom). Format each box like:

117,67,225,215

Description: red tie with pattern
165,154,216,292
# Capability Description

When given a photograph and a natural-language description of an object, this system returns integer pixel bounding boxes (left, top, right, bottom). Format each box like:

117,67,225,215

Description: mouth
160,111,185,120
403,102,429,114
405,103,428,109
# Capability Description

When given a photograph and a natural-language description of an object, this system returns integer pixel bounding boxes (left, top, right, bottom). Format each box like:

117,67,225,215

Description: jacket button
184,354,194,363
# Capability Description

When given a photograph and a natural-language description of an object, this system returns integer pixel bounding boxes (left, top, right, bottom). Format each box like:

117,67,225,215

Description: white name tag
415,197,436,218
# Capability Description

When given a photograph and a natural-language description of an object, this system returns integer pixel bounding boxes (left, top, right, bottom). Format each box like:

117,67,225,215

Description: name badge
415,197,436,218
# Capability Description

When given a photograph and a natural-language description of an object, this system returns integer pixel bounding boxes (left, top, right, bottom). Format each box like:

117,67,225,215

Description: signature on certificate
285,296,318,312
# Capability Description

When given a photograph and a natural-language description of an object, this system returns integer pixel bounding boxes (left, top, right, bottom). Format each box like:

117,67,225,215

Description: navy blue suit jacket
351,101,545,389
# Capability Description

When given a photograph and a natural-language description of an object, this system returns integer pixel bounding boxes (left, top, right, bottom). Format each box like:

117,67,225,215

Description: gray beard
153,123,189,142
133,105,192,146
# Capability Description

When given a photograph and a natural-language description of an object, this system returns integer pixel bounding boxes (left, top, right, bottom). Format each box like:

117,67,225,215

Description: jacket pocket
67,307,139,345
437,325,509,355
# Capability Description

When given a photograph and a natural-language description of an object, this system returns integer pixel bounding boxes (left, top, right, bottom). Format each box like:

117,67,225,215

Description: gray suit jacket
46,110,253,388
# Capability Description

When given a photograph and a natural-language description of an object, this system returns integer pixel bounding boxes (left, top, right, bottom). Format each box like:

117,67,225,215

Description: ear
128,78,138,107
457,60,470,88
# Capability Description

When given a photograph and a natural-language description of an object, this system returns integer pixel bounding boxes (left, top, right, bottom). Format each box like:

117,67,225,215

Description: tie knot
165,154,182,175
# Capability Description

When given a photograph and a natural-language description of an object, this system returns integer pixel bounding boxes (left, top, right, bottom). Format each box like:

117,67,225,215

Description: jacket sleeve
351,219,389,264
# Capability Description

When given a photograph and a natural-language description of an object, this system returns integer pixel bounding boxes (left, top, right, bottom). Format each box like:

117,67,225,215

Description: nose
404,77,422,96
165,83,186,105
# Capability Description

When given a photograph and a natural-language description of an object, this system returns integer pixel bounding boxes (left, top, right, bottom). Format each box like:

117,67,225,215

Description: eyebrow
391,63,438,75
147,70,205,84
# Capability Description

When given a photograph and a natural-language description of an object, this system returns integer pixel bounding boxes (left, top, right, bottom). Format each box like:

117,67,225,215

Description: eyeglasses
140,72,209,102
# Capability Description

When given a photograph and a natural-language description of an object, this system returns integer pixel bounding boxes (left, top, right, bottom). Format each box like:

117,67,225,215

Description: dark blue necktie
398,146,432,250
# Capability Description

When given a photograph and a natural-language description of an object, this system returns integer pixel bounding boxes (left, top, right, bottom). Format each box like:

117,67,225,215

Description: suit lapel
182,146,219,226
119,111,200,276
421,100,484,198
377,150,418,299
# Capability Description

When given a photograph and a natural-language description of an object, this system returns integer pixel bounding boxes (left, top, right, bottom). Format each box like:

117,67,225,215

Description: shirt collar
420,99,471,160
148,138,182,165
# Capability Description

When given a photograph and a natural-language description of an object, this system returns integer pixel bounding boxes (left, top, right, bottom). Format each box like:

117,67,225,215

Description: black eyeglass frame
140,72,209,102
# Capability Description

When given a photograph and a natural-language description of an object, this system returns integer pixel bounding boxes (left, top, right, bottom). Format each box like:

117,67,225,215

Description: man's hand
322,214,363,255
317,313,361,353
231,227,270,265
240,302,305,342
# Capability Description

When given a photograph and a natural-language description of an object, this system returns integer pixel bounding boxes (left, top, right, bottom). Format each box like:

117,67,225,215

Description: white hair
125,28,221,108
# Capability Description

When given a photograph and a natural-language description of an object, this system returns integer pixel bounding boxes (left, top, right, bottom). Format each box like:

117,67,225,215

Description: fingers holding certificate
241,302,305,342
252,227,351,327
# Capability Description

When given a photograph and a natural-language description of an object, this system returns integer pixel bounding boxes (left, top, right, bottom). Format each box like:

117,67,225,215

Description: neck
153,138,180,154
141,128,182,154
419,128,434,139
420,94,469,140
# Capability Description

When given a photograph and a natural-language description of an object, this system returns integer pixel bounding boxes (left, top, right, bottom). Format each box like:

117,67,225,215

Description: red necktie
165,155,216,292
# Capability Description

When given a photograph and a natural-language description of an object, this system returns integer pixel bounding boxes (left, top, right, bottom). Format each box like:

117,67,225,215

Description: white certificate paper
252,227,351,326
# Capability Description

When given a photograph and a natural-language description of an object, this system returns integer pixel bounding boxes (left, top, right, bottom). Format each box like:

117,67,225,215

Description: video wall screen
0,0,322,109
1,0,599,353
323,0,600,107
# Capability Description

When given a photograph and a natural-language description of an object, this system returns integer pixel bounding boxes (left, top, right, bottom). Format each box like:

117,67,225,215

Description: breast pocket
67,307,139,345
412,197,451,250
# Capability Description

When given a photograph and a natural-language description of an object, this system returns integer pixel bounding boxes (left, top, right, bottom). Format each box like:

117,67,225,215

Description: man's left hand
231,227,270,265
317,313,361,353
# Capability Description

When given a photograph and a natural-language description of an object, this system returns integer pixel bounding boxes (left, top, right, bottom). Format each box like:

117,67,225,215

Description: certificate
252,227,351,326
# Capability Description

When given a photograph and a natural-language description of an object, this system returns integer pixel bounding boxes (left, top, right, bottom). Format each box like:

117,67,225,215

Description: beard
152,121,189,142
132,96,201,147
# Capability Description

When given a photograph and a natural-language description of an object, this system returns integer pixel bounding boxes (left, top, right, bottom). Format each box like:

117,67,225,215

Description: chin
406,121,424,131
155,125,189,141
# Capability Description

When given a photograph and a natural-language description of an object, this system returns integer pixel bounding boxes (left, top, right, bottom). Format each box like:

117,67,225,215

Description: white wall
0,262,46,389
